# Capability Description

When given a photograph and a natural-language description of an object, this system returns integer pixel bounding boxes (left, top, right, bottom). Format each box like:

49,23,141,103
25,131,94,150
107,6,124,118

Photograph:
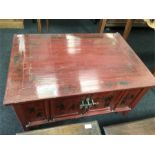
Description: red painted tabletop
4,33,155,105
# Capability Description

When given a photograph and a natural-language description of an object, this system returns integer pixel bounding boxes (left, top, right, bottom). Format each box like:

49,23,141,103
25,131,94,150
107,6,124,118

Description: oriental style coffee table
4,33,155,130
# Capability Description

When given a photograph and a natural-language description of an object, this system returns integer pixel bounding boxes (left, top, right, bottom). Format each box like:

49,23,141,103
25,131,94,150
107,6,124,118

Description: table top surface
4,33,155,105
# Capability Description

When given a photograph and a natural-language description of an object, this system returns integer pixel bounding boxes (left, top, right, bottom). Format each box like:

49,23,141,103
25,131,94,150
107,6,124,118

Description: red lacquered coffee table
4,33,155,130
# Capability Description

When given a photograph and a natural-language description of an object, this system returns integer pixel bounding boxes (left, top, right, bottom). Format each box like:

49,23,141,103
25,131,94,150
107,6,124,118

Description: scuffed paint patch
62,85,76,94
14,54,20,65
119,81,129,85
105,82,116,88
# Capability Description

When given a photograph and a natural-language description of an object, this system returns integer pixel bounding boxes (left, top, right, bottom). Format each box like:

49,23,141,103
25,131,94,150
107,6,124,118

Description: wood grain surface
0,19,24,28
104,117,155,135
17,121,101,135
4,33,155,105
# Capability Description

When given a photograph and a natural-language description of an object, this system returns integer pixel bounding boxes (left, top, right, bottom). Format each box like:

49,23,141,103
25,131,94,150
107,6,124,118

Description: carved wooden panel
116,88,143,108
51,96,80,118
13,100,49,128
89,91,123,111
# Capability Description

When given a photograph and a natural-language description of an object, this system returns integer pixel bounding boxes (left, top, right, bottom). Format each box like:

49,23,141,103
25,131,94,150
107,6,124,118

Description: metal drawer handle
80,97,98,112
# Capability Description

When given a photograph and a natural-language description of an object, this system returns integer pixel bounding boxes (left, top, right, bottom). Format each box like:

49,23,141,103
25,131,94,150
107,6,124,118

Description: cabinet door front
14,100,49,128
78,91,122,114
116,88,143,108
24,101,48,122
90,91,122,111
51,96,80,119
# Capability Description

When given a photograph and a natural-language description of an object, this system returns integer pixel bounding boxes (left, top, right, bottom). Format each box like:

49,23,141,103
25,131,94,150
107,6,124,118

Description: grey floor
0,19,155,134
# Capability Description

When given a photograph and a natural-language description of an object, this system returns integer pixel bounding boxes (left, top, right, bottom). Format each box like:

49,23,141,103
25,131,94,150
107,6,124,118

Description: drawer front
51,96,80,118
88,91,122,111
13,88,147,129
51,91,123,118
14,100,49,127
24,101,48,122
116,88,142,108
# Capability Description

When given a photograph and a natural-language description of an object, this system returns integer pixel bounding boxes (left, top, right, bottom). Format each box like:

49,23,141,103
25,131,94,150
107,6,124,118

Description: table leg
97,19,107,33
123,19,134,40
37,19,42,32
46,19,49,31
